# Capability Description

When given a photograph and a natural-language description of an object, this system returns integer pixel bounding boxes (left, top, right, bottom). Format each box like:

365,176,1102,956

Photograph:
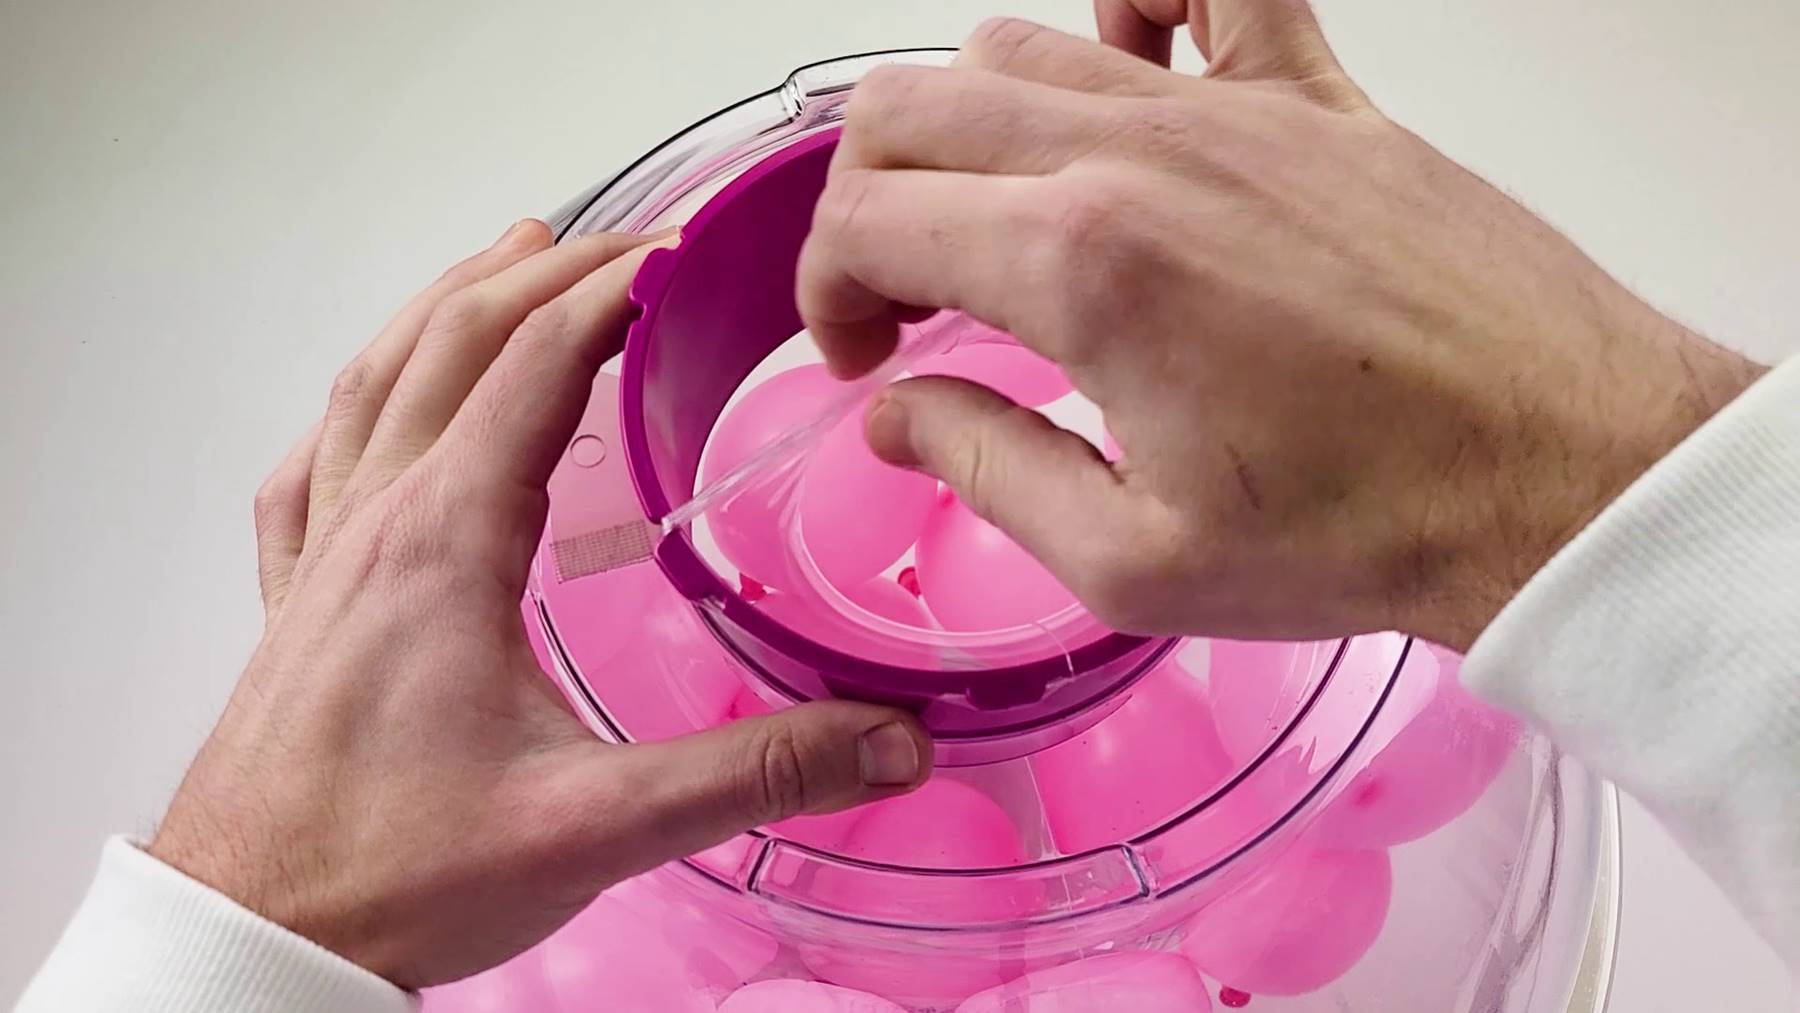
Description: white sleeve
1464,355,1800,966
14,837,416,1013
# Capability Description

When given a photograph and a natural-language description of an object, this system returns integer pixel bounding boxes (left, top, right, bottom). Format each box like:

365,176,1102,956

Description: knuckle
434,248,499,289
849,64,927,125
964,16,1044,70
1046,176,1132,255
251,475,294,533
422,289,490,339
745,724,810,823
327,358,374,419
510,299,572,354
1023,179,1143,356
812,167,879,243
942,424,997,516
1074,512,1187,632
1075,552,1149,631
352,476,442,586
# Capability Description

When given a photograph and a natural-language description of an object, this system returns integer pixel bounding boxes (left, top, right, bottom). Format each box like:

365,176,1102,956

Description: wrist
1412,310,1766,651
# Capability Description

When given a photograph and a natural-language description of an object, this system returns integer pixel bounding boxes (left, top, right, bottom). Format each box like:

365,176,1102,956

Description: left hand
149,221,931,988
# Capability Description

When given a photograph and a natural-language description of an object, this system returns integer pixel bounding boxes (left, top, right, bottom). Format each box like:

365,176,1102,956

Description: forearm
1464,355,1800,964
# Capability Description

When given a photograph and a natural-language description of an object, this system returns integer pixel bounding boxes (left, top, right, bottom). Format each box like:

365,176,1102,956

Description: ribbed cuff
15,837,416,1013
1464,355,1800,963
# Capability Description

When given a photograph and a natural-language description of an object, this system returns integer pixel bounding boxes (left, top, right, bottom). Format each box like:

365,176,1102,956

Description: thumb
588,700,931,871
864,376,1139,610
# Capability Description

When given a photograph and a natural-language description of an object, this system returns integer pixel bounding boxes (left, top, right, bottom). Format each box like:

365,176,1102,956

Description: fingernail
859,722,921,786
864,394,919,468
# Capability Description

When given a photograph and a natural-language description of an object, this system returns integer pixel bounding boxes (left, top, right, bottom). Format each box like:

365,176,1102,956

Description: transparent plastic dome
423,51,1620,1013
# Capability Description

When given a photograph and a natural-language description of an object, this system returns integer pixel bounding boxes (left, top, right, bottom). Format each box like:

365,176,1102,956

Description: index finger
437,238,667,504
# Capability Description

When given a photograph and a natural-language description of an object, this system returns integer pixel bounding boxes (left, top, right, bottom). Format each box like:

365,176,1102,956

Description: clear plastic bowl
419,50,1619,1013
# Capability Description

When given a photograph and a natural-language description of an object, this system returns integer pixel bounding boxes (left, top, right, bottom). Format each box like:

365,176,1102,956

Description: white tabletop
1,1,1793,1008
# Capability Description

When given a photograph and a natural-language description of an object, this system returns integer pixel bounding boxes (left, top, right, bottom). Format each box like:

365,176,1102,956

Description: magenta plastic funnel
615,128,1174,763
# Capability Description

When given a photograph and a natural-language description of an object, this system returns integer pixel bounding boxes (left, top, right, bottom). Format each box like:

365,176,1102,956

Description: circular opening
685,326,1106,669
617,128,1173,757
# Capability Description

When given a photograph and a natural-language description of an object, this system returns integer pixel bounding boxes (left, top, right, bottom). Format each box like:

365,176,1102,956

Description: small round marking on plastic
570,434,607,468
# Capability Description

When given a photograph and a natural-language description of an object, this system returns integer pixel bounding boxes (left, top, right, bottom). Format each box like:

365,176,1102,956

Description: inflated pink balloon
956,952,1213,1013
1207,635,1423,766
1031,647,1237,853
840,776,1027,869
842,576,934,626
799,410,938,589
915,495,1077,631
1181,848,1391,997
420,950,555,1013
912,339,1073,408
1205,639,1336,764
557,572,742,742
727,682,776,721
764,805,869,852
753,578,933,655
542,874,777,1012
704,364,840,588
801,778,1031,1004
720,979,908,1013
1311,644,1520,848
753,573,937,668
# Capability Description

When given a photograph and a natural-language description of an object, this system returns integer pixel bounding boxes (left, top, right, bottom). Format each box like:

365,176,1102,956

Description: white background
1,0,1794,1008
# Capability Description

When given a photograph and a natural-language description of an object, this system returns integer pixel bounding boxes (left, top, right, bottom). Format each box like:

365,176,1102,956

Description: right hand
796,5,1763,650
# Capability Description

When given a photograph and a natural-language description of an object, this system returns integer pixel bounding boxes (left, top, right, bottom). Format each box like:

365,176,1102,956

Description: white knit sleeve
1464,355,1800,966
14,837,416,1013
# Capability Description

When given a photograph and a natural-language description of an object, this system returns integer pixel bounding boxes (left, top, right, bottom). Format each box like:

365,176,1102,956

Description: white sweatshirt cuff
1464,355,1800,963
15,837,416,1013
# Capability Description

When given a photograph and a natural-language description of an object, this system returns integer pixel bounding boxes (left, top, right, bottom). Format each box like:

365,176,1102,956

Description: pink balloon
720,979,909,1013
542,875,777,1012
1181,848,1391,997
798,411,938,589
727,682,777,720
552,570,741,742
764,805,869,852
1031,649,1237,853
956,952,1213,1013
912,340,1073,408
421,950,556,1013
1310,644,1521,848
841,575,935,626
704,365,840,588
840,777,1028,869
801,778,1031,1004
1205,639,1342,764
915,495,1077,631
752,578,932,656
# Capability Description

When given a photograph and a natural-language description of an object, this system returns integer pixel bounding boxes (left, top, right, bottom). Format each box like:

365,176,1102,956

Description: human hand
149,221,931,988
796,5,1764,650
